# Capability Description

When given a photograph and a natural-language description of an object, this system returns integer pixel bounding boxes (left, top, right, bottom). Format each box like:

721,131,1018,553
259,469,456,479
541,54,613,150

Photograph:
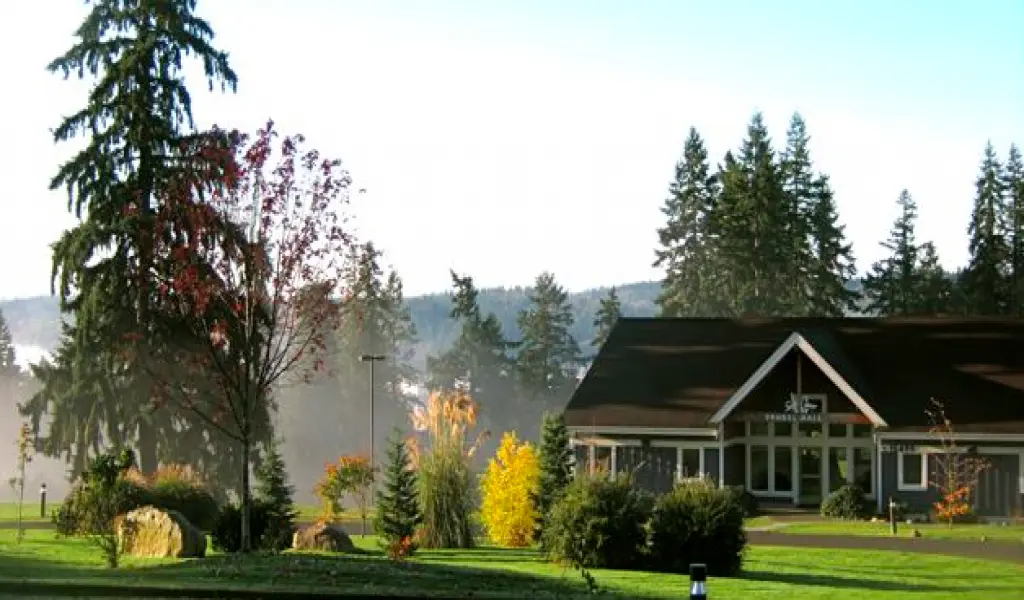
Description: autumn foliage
480,432,540,547
927,398,989,527
315,454,375,527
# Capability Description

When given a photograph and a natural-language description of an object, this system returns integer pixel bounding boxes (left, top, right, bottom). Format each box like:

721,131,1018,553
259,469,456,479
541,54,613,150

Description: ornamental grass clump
408,389,487,549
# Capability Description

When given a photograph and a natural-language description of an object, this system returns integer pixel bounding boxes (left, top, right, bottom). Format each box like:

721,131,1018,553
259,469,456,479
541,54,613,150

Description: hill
0,281,663,370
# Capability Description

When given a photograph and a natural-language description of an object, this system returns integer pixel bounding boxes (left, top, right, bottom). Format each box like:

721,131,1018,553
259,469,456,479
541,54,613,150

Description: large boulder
292,522,355,552
116,506,206,558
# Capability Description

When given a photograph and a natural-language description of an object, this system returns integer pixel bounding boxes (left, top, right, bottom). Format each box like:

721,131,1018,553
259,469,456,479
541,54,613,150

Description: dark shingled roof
564,317,1024,434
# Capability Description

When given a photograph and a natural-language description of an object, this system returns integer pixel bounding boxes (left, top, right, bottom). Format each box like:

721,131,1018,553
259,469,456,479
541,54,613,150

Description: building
563,317,1024,519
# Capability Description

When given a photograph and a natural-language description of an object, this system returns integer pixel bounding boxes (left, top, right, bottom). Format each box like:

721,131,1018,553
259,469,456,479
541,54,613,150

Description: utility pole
360,354,386,495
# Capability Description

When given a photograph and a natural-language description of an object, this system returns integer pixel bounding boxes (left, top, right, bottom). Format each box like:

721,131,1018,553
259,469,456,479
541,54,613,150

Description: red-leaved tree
139,120,354,552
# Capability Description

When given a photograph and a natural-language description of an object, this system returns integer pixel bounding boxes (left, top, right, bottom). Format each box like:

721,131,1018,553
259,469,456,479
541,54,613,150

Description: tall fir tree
533,412,573,547
253,436,298,552
1003,144,1024,315
863,190,952,315
591,287,622,352
961,142,1010,315
46,0,237,474
374,429,422,550
515,272,583,404
779,113,858,316
654,127,723,316
0,310,15,377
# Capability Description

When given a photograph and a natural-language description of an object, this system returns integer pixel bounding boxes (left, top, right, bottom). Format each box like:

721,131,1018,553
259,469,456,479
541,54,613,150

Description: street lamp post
359,354,386,491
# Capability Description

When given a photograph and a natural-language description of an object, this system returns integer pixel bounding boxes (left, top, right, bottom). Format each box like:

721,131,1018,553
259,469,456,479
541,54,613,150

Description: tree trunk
240,435,252,553
137,420,158,474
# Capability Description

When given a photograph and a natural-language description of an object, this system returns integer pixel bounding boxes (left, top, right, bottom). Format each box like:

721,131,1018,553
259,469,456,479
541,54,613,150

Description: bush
211,501,273,554
150,480,219,532
254,437,298,552
726,485,759,517
820,484,869,519
542,474,653,570
54,478,154,536
648,479,747,576
375,430,422,556
480,432,540,547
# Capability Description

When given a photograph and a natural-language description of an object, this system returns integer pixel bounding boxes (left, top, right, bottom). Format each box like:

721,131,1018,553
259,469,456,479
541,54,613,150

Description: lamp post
359,354,386,489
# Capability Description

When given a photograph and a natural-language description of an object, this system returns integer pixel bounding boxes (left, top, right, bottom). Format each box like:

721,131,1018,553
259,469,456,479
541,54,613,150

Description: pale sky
1,0,1023,301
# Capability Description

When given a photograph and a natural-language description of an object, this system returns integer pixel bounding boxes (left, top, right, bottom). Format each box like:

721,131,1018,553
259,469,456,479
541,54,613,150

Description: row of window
748,444,873,495
746,421,874,439
573,444,708,480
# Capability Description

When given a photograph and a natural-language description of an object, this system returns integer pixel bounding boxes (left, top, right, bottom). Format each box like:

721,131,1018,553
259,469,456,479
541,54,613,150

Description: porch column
718,424,725,486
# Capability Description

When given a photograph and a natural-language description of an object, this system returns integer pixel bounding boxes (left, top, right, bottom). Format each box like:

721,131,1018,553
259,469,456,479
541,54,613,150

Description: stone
292,522,356,553
117,506,206,558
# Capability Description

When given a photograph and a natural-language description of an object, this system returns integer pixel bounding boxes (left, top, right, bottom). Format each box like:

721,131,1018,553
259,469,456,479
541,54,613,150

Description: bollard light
40,483,47,519
690,563,707,600
889,497,898,536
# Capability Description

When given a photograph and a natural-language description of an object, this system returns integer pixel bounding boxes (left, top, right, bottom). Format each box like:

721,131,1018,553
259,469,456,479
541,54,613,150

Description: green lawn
765,519,1024,543
0,502,47,522
0,529,1022,598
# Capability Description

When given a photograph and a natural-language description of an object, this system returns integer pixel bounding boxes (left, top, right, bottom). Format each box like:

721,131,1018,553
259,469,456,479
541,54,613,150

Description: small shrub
542,473,652,570
726,485,759,517
150,480,219,532
375,430,422,557
56,478,154,536
211,501,273,554
821,484,869,520
648,479,747,576
254,437,298,552
479,432,540,547
533,413,573,547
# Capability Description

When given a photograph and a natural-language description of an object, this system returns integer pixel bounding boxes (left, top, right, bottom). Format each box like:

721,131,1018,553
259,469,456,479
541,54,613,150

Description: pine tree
1003,144,1024,315
533,412,573,546
961,142,1010,315
515,272,583,403
0,310,16,377
654,127,723,316
374,429,422,551
863,190,952,315
591,287,622,351
779,114,858,316
254,436,298,552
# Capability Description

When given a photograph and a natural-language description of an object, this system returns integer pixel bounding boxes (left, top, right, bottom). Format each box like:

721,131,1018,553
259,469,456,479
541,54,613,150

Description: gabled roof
564,317,1024,434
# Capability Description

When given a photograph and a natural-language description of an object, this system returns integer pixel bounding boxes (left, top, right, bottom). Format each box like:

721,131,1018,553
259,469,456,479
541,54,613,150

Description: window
774,422,793,437
750,445,770,491
594,446,613,475
828,447,848,492
853,448,873,494
749,421,769,436
774,446,793,492
852,424,873,438
828,423,848,438
573,444,590,476
898,451,928,491
798,422,823,438
681,448,701,478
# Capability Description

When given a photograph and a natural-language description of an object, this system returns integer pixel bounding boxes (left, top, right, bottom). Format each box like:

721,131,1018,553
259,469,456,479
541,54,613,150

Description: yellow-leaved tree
480,431,540,547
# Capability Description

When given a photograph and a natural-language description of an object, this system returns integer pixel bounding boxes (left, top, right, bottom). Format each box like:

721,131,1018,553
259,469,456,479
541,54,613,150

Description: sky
1,0,1023,302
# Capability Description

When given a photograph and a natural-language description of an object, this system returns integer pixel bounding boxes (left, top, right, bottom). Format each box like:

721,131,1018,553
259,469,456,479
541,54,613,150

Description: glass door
798,447,823,506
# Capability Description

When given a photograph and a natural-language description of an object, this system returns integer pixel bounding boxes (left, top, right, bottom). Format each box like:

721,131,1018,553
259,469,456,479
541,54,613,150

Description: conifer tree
778,113,817,314
374,429,422,551
515,272,582,402
533,412,573,546
1003,144,1024,315
254,436,298,552
961,142,1010,315
654,127,722,316
0,310,16,377
591,287,622,351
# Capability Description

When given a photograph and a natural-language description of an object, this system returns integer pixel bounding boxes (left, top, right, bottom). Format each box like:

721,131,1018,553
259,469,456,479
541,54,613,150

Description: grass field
0,529,1022,598
754,518,1024,543
0,502,362,524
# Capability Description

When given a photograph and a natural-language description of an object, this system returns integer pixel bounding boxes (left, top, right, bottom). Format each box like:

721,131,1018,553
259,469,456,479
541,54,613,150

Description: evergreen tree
374,429,422,549
0,310,16,377
46,0,237,475
961,142,1010,315
712,113,797,315
515,272,583,403
780,114,858,316
863,190,952,315
654,127,723,316
533,412,573,546
254,436,298,552
591,287,622,351
1003,144,1024,315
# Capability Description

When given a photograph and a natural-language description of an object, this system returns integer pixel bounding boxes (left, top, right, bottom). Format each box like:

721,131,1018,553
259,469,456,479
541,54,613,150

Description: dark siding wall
705,448,720,485
883,449,1022,517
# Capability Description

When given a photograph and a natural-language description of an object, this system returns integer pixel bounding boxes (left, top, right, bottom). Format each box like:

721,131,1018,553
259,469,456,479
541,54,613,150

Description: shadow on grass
741,568,1022,593
0,547,606,599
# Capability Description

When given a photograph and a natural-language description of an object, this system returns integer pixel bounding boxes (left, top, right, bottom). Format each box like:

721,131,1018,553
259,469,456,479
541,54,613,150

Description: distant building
562,317,1024,518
